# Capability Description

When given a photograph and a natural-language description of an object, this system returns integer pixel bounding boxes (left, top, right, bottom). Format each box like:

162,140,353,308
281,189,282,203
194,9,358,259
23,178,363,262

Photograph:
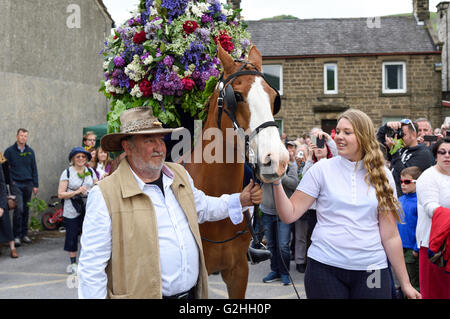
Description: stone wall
273,53,443,138
0,0,112,201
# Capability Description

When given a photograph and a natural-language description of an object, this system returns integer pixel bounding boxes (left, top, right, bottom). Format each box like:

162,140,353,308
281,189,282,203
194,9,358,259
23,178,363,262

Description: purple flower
195,28,210,43
113,56,125,67
161,0,189,23
201,14,213,25
163,55,174,67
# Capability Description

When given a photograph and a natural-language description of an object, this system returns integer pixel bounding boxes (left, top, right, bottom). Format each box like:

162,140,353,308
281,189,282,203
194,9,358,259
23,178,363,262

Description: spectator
416,137,450,299
85,147,99,180
415,117,433,146
77,107,262,299
82,131,97,150
309,127,338,156
0,154,18,258
58,147,98,274
294,137,333,273
377,119,434,196
433,128,442,137
273,109,420,299
261,140,298,286
397,166,422,293
94,146,112,180
4,128,39,246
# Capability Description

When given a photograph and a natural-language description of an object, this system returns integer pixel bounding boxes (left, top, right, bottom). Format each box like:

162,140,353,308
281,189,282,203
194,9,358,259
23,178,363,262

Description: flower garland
100,0,251,131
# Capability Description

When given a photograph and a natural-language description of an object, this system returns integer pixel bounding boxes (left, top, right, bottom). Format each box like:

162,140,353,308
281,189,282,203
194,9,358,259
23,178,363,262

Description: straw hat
101,107,184,152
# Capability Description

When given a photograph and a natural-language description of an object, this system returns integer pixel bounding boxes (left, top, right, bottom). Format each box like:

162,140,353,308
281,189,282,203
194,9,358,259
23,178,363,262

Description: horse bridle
201,61,281,246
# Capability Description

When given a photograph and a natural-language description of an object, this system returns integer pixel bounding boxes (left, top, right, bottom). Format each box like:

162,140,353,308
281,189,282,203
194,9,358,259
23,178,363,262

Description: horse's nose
261,152,288,179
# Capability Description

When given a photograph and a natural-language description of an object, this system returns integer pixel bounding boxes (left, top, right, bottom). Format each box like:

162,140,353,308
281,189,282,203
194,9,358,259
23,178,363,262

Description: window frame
262,64,283,96
323,63,338,95
382,61,407,94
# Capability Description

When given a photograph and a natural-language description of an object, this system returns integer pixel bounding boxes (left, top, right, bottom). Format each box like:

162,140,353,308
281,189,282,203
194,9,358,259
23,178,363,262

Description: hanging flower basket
100,0,251,132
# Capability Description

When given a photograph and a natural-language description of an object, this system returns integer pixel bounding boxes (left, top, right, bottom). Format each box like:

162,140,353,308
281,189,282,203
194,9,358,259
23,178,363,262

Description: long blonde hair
338,109,402,222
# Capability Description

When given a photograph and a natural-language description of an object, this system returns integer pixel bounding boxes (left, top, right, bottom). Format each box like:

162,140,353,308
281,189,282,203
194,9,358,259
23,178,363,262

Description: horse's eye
234,92,244,103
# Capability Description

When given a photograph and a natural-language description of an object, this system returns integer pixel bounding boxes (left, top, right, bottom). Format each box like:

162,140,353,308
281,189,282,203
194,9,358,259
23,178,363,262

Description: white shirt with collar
297,156,397,271
78,164,249,299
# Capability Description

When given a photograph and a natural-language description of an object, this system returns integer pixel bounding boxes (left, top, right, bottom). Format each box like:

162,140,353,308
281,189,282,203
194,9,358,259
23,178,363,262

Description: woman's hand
401,283,422,299
78,185,87,196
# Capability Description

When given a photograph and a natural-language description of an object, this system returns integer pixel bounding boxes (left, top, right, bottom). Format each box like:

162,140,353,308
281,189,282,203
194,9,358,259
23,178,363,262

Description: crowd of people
0,110,449,299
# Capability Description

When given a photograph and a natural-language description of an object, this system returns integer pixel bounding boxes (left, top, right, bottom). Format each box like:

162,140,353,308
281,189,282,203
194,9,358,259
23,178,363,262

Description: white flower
125,55,145,81
143,55,154,65
105,80,125,94
130,85,143,98
153,93,163,101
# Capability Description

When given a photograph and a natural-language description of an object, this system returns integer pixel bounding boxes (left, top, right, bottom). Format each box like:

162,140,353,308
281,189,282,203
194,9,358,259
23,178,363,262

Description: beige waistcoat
98,159,208,299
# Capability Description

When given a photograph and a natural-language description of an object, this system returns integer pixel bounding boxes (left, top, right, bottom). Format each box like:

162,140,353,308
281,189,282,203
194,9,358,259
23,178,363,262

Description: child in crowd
397,166,422,292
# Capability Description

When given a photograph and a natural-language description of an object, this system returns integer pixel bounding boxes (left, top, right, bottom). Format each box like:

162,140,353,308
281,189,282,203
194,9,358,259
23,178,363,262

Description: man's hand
33,187,39,195
240,179,263,207
0,207,4,218
386,121,402,130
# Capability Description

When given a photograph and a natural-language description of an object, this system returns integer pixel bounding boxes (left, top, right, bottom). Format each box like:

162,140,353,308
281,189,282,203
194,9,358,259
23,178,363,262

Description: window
382,62,406,93
324,63,338,94
262,64,283,95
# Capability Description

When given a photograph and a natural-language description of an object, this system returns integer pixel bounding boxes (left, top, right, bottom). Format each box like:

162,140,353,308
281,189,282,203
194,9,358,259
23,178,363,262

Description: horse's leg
220,252,249,299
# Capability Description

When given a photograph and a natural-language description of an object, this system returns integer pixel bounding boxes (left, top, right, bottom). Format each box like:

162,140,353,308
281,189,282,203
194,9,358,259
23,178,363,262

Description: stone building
0,0,113,201
246,0,445,137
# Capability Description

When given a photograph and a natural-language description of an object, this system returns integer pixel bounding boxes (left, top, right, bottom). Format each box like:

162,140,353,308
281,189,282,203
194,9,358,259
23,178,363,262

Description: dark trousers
64,216,83,252
261,213,291,275
305,258,392,299
11,181,33,239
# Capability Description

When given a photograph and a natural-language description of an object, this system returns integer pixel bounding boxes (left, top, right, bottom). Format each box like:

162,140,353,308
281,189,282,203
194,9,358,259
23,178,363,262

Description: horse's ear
247,45,262,71
217,43,235,75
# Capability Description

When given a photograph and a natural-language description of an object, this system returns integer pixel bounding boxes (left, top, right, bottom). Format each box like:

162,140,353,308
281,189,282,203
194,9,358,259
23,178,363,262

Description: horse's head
216,44,289,183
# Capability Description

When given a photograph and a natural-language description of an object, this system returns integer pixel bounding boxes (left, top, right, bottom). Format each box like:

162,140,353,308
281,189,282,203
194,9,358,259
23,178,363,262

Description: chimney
413,0,430,22
227,0,241,11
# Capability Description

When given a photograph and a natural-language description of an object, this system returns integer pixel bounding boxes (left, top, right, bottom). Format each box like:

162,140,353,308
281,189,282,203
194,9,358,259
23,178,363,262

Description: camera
385,127,404,139
316,136,325,148
446,130,450,137
423,135,438,142
297,151,304,158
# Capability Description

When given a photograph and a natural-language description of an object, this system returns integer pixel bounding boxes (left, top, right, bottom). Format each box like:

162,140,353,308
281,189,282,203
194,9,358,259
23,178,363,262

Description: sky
103,0,444,26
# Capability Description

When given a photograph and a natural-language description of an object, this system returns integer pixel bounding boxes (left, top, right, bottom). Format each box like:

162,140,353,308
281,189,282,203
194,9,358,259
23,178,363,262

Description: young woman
416,137,450,298
272,109,421,299
58,147,97,274
94,146,112,180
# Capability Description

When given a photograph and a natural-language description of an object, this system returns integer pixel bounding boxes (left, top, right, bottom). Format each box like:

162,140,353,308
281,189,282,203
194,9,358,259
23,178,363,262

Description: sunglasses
437,149,450,156
400,179,416,185
400,119,417,133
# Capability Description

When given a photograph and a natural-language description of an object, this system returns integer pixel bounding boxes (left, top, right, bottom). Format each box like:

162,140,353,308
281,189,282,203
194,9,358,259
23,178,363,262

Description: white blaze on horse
184,44,289,298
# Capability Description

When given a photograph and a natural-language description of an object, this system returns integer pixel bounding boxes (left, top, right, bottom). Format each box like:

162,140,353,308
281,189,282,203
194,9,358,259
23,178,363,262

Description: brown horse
184,44,289,298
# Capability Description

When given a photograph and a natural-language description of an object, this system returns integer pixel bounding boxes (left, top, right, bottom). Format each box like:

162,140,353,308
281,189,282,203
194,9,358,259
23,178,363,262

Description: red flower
133,30,146,44
183,20,199,34
129,80,136,89
139,79,153,97
182,77,195,91
214,31,234,53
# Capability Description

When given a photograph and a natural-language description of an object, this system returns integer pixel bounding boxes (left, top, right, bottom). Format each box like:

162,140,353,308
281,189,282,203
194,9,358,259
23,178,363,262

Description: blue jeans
261,213,291,275
11,181,33,239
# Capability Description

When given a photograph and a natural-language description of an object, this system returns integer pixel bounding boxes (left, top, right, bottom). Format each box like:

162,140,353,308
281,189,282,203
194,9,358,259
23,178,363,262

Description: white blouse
416,166,450,248
297,156,397,271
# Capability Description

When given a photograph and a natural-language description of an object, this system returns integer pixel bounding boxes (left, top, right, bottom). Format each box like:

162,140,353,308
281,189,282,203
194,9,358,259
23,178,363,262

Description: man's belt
162,287,195,299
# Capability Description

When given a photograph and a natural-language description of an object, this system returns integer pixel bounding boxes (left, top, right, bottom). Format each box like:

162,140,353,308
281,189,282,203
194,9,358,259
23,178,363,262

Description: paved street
0,231,306,299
